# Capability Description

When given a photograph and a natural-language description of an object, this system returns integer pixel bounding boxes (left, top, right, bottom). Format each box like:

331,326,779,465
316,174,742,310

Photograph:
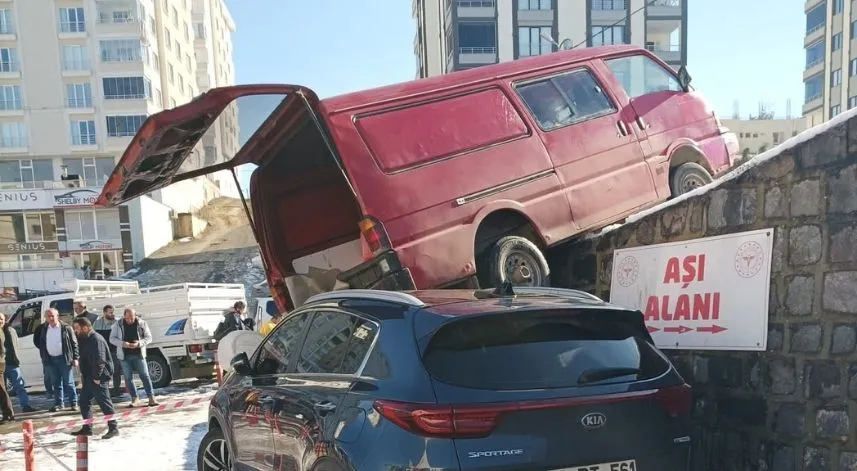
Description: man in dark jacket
38,308,79,412
213,301,249,341
74,301,98,324
3,315,35,412
92,305,122,395
70,318,118,439
0,315,15,423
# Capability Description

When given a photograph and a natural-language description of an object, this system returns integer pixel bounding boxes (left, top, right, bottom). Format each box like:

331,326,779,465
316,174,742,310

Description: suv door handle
635,116,649,130
616,121,628,137
313,401,337,414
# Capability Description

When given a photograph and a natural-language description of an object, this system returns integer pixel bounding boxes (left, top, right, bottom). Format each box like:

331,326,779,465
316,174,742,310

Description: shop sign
0,190,47,210
0,241,60,254
52,188,100,207
67,239,118,251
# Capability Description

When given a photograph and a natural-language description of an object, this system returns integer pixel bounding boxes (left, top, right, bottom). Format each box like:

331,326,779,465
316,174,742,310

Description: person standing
213,301,248,341
31,319,54,397
2,315,35,413
37,308,79,412
69,318,118,439
259,311,283,337
92,305,123,396
110,308,158,407
74,301,97,324
0,315,16,424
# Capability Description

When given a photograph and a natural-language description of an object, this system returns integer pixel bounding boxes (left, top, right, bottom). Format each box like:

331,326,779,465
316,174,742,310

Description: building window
516,69,616,130
61,45,89,71
0,122,26,148
851,59,857,77
0,9,14,34
805,73,823,103
178,74,184,92
833,0,844,15
0,85,21,110
102,76,151,100
592,25,625,46
59,7,86,33
849,96,857,109
0,47,17,72
168,64,175,84
832,33,843,51
185,53,192,71
65,83,92,108
171,6,178,27
71,251,121,279
99,39,142,62
165,29,171,49
852,20,857,39
183,22,190,41
24,213,58,242
832,68,842,87
152,52,160,71
458,22,497,53
518,27,553,57
169,97,177,108
806,4,826,34
176,41,182,58
0,160,53,189
519,0,552,9
806,40,825,69
62,157,115,187
591,0,625,10
194,22,206,39
154,88,163,107
70,120,96,146
828,106,841,119
66,209,121,241
105,115,146,137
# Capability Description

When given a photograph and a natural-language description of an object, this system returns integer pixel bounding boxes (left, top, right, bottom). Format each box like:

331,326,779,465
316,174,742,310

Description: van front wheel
483,236,550,288
670,162,713,196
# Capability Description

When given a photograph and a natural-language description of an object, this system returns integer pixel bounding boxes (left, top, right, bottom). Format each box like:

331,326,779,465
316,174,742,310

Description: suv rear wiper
577,367,640,385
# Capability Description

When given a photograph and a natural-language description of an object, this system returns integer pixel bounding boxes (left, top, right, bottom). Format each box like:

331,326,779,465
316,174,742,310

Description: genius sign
609,229,773,351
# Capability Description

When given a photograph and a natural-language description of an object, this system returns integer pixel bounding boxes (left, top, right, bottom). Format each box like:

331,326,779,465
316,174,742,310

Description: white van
8,280,245,390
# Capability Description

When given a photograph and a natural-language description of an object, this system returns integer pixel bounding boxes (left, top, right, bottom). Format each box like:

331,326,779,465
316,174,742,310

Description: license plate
565,460,637,471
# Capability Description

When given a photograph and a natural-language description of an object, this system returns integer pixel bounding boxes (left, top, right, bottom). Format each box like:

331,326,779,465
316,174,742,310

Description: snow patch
251,255,263,268
585,107,857,241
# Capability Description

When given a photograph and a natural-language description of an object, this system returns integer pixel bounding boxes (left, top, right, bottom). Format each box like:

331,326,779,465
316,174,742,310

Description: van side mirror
677,66,692,92
230,352,252,376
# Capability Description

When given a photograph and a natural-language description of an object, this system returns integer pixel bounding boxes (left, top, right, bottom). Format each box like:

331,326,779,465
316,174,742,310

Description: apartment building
722,118,809,155
803,0,857,126
413,0,687,78
0,0,236,295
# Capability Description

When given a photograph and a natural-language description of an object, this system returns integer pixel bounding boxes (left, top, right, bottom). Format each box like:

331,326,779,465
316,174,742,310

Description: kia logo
580,412,606,429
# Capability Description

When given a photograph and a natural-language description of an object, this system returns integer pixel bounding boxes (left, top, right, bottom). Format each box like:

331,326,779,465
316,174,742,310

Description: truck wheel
670,162,713,196
146,354,172,389
484,236,550,287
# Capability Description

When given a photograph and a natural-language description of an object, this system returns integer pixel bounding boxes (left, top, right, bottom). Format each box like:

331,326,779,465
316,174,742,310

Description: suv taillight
358,216,391,259
373,400,508,439
654,384,692,417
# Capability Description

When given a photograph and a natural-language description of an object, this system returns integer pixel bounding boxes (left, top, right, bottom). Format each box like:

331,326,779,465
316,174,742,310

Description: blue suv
197,285,692,471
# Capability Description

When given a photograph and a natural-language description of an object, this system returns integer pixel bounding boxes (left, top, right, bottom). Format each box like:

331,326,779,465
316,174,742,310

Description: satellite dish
216,330,263,372
559,39,573,50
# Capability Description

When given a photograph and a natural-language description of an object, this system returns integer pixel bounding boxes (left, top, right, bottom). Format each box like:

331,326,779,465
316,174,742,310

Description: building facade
0,0,236,295
722,118,809,156
803,0,855,126
413,0,687,78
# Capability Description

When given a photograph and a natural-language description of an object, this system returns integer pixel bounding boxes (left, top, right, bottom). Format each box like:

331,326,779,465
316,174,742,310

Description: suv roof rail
304,289,427,308
512,286,604,301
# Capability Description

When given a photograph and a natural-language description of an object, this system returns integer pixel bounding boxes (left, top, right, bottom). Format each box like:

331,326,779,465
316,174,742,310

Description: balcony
803,93,823,114
647,0,682,17
805,0,824,12
0,60,19,78
646,43,681,63
61,58,91,77
457,0,495,18
459,46,497,65
0,137,27,153
592,0,626,23
804,57,825,80
805,23,825,46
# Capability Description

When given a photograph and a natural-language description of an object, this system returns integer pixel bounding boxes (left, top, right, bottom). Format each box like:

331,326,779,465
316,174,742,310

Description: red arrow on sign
696,325,727,334
662,325,693,334
647,326,660,333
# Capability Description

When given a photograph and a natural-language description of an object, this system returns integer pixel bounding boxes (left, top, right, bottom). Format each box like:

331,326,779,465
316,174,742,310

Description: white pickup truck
7,279,246,389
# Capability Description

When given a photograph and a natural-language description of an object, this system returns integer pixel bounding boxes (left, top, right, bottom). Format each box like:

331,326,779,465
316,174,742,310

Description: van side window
516,69,616,131
12,303,41,338
49,298,74,324
605,54,681,100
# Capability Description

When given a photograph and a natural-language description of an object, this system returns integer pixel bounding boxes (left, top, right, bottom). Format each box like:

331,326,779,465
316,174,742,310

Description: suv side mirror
230,352,252,376
677,66,692,92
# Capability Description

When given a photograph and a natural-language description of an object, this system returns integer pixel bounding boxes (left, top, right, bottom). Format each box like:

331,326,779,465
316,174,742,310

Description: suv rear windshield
422,310,670,390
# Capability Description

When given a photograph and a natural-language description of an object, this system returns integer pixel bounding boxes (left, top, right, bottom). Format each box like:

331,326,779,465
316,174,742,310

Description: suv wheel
670,162,713,196
197,427,231,471
484,236,550,287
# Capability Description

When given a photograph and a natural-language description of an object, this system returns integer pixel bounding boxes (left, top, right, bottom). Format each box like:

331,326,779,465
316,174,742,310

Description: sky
224,0,804,189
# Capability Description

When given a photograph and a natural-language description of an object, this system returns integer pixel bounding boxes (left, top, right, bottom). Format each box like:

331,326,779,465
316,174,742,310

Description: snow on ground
0,407,208,470
585,107,857,241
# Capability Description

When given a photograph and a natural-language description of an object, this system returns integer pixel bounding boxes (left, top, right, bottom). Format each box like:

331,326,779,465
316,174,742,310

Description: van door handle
616,121,628,137
313,401,337,414
635,116,649,130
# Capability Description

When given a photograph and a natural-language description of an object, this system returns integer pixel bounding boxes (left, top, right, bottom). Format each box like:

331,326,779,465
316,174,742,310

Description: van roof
320,45,642,113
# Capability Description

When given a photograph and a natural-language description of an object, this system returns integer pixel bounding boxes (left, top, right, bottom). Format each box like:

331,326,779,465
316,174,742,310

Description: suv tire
197,427,230,471
484,236,550,288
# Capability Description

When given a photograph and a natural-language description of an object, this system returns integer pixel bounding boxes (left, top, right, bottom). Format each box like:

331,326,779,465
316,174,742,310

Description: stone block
785,275,814,316
767,357,796,395
773,402,805,438
708,356,743,388
692,355,708,384
791,323,822,353
832,324,857,355
709,188,757,229
771,226,787,273
635,219,655,245
719,396,767,426
764,186,788,218
839,451,857,471
688,197,706,233
846,364,857,399
816,408,850,440
799,121,847,168
659,205,687,238
823,271,857,313
772,445,795,471
827,164,857,214
830,223,857,263
768,324,784,351
805,361,842,399
803,446,830,471
788,225,823,266
791,178,821,217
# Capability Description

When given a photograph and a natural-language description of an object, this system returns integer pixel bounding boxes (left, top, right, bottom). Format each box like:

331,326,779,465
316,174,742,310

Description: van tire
484,236,550,288
146,353,171,389
670,162,713,196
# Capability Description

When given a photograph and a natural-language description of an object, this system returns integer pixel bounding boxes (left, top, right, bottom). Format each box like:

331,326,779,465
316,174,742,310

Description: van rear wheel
483,236,550,288
670,162,713,196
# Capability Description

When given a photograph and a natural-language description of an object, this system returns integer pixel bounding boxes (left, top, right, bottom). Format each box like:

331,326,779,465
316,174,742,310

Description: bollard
22,420,35,471
76,434,88,471
215,361,223,385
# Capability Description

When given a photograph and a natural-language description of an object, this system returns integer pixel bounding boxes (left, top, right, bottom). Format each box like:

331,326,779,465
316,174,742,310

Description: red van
97,45,738,311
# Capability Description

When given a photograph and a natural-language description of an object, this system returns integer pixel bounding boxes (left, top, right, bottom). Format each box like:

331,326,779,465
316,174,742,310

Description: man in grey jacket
109,308,159,407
